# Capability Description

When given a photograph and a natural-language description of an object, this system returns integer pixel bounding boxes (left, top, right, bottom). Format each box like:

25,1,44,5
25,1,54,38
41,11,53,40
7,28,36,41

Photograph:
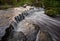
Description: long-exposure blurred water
16,8,60,41
0,7,60,41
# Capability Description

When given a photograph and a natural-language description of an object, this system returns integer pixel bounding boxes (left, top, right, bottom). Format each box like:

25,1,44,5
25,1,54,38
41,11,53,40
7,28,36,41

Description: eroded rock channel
0,6,60,41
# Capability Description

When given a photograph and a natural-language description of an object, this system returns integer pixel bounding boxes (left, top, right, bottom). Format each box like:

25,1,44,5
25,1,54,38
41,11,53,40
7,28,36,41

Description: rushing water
15,8,60,41
0,7,60,41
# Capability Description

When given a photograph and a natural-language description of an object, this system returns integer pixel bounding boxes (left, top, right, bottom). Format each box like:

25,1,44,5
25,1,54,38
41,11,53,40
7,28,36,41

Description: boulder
1,24,14,41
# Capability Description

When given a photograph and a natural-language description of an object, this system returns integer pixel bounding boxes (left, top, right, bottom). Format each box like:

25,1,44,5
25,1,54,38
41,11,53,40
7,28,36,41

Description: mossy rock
45,8,59,17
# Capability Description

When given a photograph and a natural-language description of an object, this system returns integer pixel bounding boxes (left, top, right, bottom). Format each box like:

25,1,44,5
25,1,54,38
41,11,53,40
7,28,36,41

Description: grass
0,5,13,9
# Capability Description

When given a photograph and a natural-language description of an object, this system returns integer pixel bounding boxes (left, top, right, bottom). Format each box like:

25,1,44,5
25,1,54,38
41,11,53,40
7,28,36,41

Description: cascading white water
0,7,60,41
15,8,60,41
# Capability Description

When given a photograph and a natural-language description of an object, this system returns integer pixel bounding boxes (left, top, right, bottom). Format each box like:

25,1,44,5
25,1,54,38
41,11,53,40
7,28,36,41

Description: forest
0,0,60,17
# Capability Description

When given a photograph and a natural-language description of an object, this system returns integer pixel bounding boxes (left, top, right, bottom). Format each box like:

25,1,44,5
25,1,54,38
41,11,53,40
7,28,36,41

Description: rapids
0,7,60,41
16,8,60,41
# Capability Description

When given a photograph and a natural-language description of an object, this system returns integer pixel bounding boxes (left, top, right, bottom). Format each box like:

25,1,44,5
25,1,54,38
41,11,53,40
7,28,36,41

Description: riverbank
0,5,13,10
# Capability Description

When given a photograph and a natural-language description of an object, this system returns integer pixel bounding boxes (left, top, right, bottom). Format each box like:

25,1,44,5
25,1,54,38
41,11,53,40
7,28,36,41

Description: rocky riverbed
0,6,60,41
0,6,33,40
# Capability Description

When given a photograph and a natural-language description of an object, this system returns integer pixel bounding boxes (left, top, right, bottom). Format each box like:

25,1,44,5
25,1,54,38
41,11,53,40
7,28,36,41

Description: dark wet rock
22,12,29,16
14,12,29,23
1,24,14,41
17,16,20,22
18,14,22,21
18,14,21,21
8,31,26,41
15,16,20,23
19,14,25,21
20,14,25,20
15,14,25,23
15,16,19,23
22,11,29,17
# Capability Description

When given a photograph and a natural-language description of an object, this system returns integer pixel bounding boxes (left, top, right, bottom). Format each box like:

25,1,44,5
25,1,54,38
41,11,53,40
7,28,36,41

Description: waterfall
0,7,60,41
15,8,60,41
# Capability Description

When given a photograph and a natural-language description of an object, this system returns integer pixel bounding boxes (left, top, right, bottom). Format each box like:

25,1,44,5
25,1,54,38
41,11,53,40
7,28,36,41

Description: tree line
0,0,60,17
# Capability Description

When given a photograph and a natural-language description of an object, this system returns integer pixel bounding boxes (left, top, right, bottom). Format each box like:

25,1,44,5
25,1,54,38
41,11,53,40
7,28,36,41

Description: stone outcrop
1,24,14,41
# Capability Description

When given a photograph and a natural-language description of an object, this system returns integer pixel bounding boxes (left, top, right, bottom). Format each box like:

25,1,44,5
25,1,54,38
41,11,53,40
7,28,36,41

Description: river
0,7,60,41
